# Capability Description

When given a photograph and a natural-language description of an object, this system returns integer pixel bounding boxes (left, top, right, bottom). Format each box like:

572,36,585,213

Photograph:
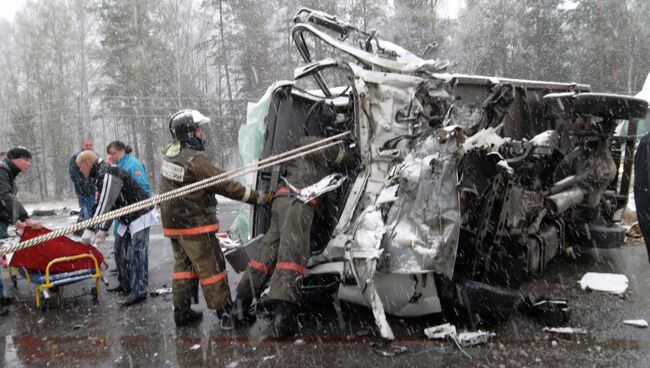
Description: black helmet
169,109,210,150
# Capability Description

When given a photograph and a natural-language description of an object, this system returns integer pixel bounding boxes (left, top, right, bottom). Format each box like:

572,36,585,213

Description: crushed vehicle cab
234,9,649,339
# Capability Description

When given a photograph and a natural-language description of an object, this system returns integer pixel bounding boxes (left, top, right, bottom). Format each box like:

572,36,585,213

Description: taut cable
0,133,349,256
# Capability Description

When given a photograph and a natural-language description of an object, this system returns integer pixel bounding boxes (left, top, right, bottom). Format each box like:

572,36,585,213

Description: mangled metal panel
319,63,462,277
381,129,463,277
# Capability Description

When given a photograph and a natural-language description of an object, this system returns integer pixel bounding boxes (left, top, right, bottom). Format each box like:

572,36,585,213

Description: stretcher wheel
91,287,99,301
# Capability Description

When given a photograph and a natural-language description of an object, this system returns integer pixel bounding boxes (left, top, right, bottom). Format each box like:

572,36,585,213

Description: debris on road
623,319,648,328
150,287,173,296
626,222,642,238
578,272,629,295
370,342,409,357
543,327,587,335
189,344,201,351
424,323,457,339
425,323,495,347
521,297,570,326
456,331,496,347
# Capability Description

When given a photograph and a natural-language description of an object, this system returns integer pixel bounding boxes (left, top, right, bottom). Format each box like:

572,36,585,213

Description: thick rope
0,133,349,257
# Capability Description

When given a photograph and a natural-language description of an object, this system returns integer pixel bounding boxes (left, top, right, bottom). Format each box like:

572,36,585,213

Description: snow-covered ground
23,198,78,213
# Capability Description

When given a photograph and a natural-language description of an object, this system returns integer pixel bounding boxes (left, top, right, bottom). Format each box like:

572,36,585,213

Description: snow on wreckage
231,9,649,339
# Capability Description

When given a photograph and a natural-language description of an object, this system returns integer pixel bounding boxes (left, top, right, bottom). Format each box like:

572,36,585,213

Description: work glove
257,191,275,205
80,229,94,245
95,230,107,244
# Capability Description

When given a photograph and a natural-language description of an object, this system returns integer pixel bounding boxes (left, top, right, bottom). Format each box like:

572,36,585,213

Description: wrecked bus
233,9,649,339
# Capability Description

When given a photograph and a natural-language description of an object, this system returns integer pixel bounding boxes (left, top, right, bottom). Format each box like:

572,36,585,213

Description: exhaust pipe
546,187,585,214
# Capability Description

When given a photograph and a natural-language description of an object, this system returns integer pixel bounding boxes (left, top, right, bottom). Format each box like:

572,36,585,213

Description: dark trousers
634,184,650,262
77,194,95,222
114,227,150,297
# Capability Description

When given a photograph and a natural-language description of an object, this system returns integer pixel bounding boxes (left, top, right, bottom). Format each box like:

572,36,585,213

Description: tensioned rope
0,131,350,257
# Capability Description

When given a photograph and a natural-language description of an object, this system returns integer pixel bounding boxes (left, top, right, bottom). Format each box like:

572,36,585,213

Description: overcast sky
0,0,464,21
0,0,26,20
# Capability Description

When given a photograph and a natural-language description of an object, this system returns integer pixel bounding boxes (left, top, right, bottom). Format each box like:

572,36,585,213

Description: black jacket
89,159,150,231
69,150,96,196
0,157,29,225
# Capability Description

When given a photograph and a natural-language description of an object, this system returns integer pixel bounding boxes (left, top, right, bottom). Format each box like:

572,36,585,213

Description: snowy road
1,201,650,367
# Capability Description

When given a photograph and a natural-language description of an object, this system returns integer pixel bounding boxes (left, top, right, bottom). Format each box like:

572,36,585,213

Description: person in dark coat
0,147,42,316
69,139,96,224
634,132,650,262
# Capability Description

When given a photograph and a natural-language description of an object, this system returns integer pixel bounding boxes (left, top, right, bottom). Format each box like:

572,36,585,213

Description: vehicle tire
91,286,99,301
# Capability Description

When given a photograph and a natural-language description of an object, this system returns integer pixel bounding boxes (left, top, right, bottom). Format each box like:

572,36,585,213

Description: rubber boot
174,306,203,327
273,301,299,338
231,298,255,327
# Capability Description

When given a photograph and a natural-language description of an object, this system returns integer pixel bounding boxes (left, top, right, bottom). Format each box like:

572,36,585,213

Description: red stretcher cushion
9,226,106,273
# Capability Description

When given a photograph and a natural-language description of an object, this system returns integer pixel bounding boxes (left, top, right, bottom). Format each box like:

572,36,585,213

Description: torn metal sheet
283,173,346,203
376,184,399,205
623,319,648,328
579,272,629,295
382,134,463,276
348,207,394,340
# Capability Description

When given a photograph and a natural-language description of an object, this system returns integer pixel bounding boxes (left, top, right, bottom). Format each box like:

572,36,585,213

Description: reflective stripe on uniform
241,186,251,202
163,223,220,236
249,259,274,275
200,271,227,285
172,271,198,280
276,262,306,275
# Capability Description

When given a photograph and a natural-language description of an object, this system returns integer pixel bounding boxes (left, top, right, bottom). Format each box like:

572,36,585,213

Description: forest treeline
0,0,647,199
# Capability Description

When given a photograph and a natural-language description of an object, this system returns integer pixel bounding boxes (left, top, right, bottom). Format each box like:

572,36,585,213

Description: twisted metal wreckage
236,9,649,339
2,9,647,341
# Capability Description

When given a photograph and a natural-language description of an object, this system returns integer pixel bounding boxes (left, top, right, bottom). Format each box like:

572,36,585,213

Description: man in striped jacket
159,110,271,327
77,150,156,307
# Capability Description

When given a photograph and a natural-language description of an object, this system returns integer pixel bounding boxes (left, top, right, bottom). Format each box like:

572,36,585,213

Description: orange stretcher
7,226,106,310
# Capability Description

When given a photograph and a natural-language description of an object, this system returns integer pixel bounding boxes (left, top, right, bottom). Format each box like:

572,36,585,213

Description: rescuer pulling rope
0,131,350,258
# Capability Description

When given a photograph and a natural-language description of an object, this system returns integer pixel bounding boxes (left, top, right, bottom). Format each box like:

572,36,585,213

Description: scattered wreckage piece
424,323,457,339
578,272,629,295
543,327,588,335
424,323,495,347
150,287,173,297
521,297,570,327
623,319,648,328
233,8,650,339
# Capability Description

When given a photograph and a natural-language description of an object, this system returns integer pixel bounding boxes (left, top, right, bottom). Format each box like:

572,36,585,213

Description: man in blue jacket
69,139,96,225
